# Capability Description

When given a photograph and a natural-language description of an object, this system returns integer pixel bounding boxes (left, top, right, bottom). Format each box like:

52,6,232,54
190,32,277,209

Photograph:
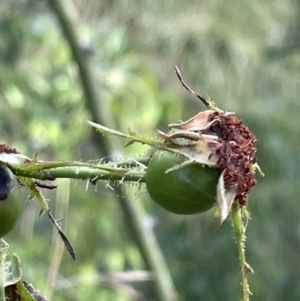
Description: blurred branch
47,0,178,300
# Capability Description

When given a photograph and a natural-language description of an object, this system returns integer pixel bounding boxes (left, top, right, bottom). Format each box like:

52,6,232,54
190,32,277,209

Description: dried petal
156,132,220,166
169,110,218,132
178,139,219,166
0,153,31,164
217,169,237,224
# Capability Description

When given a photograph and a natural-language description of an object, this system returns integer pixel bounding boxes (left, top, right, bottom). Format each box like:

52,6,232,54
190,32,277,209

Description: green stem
11,164,146,183
0,254,4,301
231,203,251,301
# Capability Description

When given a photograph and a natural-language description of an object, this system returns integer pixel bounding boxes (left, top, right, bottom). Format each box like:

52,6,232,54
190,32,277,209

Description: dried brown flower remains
209,111,257,206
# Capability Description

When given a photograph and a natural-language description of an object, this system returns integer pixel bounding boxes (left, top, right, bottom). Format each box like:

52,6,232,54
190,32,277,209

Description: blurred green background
1,0,300,300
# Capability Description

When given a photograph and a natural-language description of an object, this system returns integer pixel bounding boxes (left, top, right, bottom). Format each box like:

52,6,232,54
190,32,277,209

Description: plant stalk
0,251,4,301
231,203,251,301
11,163,146,183
0,240,9,301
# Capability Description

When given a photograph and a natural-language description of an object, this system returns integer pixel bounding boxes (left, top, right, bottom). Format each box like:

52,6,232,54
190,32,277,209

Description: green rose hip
146,151,219,215
0,163,23,238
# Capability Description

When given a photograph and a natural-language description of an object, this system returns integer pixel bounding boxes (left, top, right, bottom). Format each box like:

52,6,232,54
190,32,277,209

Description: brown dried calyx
208,111,257,206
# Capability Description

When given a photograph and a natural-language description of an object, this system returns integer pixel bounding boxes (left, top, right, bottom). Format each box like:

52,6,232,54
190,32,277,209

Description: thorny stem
8,159,147,262
9,160,147,183
231,202,252,301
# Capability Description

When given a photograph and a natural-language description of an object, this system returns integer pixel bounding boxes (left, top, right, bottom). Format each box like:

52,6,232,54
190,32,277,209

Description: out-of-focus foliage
1,0,300,300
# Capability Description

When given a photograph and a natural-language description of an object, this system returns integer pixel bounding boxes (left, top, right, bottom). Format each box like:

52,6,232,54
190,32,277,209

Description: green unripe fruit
146,151,219,214
0,163,22,238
